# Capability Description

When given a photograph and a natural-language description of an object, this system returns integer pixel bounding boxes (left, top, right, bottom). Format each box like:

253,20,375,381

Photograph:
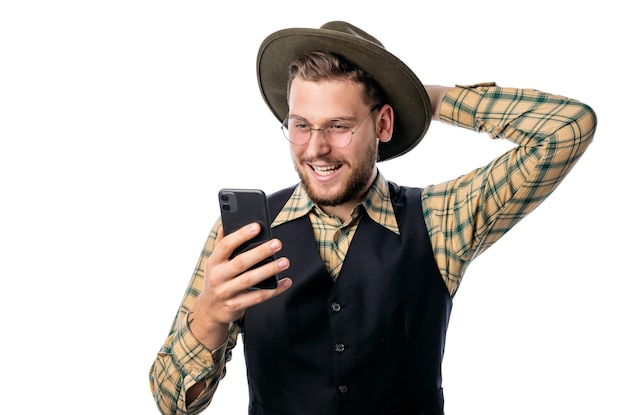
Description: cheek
289,144,301,160
289,145,298,161
289,146,308,168
353,138,377,159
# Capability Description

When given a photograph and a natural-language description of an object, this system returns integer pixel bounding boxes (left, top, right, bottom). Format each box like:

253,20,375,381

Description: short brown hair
287,51,386,109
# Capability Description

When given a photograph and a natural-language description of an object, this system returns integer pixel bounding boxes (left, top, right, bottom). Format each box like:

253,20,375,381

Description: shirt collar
272,170,399,235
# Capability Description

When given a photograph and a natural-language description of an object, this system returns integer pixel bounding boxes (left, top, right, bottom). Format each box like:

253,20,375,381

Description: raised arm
422,83,597,296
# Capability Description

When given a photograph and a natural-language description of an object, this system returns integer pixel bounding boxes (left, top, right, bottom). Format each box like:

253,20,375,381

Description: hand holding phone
218,188,278,289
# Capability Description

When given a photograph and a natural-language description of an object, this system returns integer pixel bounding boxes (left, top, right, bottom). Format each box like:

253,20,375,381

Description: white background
1,1,623,414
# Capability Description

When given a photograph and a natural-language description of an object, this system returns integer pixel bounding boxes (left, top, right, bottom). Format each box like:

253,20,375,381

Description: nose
306,128,331,157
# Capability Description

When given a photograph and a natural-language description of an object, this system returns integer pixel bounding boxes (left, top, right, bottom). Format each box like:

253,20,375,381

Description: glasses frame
281,106,379,148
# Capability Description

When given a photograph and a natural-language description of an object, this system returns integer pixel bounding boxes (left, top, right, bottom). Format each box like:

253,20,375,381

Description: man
149,21,596,414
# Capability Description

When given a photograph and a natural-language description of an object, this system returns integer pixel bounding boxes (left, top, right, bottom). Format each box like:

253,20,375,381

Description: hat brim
257,26,431,162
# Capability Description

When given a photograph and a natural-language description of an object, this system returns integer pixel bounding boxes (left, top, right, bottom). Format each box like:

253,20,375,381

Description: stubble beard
296,140,379,207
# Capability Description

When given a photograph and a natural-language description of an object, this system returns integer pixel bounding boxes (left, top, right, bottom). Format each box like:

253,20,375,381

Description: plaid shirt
150,83,596,415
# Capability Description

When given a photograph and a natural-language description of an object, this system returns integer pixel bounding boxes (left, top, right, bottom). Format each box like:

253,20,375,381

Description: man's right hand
188,222,292,350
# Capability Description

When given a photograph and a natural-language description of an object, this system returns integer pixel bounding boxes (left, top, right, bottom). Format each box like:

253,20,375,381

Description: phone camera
219,190,238,213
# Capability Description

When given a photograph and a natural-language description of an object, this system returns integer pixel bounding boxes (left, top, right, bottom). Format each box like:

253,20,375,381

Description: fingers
202,252,291,317
194,223,292,331
232,253,290,291
228,237,283,276
212,223,261,261
231,276,293,309
210,222,291,292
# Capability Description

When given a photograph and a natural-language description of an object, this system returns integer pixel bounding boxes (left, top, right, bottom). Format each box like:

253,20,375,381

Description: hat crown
319,21,385,49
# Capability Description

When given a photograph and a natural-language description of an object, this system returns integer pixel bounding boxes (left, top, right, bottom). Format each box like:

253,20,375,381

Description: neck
319,203,357,224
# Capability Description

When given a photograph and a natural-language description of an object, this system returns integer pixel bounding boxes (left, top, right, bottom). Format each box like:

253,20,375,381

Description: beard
296,139,379,207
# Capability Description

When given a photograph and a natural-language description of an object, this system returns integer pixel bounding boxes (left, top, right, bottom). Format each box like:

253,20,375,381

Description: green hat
256,21,431,162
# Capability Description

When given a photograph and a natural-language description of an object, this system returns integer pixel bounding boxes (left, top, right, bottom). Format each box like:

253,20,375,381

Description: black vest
242,182,452,414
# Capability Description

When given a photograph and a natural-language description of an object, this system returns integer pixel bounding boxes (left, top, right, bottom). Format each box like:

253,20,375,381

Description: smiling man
150,21,596,415
286,75,387,220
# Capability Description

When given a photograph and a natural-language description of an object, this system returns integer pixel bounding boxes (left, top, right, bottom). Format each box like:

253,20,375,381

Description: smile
310,164,342,176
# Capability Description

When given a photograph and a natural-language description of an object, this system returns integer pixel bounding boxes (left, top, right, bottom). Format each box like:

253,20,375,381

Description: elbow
575,102,597,148
554,101,597,155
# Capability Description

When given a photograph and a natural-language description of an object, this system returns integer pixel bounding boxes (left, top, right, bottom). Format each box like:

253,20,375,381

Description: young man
150,21,596,414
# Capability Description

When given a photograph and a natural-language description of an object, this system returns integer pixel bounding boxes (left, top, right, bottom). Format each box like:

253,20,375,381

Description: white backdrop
1,1,623,414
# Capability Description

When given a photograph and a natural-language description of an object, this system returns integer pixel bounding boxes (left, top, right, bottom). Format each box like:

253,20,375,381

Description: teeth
312,165,339,176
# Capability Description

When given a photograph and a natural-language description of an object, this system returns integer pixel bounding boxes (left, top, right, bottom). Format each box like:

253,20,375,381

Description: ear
376,104,394,143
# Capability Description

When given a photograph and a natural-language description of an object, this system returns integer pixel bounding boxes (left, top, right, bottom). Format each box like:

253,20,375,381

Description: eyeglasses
281,107,378,148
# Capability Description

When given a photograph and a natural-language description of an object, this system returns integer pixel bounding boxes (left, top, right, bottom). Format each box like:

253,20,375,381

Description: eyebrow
287,114,358,124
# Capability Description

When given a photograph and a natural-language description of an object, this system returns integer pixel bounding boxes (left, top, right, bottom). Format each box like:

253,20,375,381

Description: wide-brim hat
256,21,431,162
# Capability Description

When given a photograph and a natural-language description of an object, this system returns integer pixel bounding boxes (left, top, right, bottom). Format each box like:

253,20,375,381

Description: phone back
218,188,277,289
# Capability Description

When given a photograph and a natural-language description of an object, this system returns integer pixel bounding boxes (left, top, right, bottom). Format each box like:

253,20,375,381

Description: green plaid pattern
428,84,595,295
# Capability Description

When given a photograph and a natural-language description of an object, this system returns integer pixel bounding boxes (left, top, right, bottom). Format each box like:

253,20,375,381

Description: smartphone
218,188,278,289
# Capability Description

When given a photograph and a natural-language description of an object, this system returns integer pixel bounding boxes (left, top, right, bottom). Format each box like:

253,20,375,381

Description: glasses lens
282,108,374,147
325,126,352,148
282,121,310,145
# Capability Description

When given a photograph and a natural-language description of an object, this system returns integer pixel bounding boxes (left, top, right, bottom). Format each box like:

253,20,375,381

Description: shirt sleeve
422,83,597,296
149,219,243,415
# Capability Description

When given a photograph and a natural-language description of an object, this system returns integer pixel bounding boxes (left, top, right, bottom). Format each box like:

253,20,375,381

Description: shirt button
334,343,345,352
331,302,341,312
338,385,349,394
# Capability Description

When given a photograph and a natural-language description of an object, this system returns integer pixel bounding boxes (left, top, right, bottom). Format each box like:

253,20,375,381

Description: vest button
331,302,341,312
338,385,349,394
334,343,345,352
